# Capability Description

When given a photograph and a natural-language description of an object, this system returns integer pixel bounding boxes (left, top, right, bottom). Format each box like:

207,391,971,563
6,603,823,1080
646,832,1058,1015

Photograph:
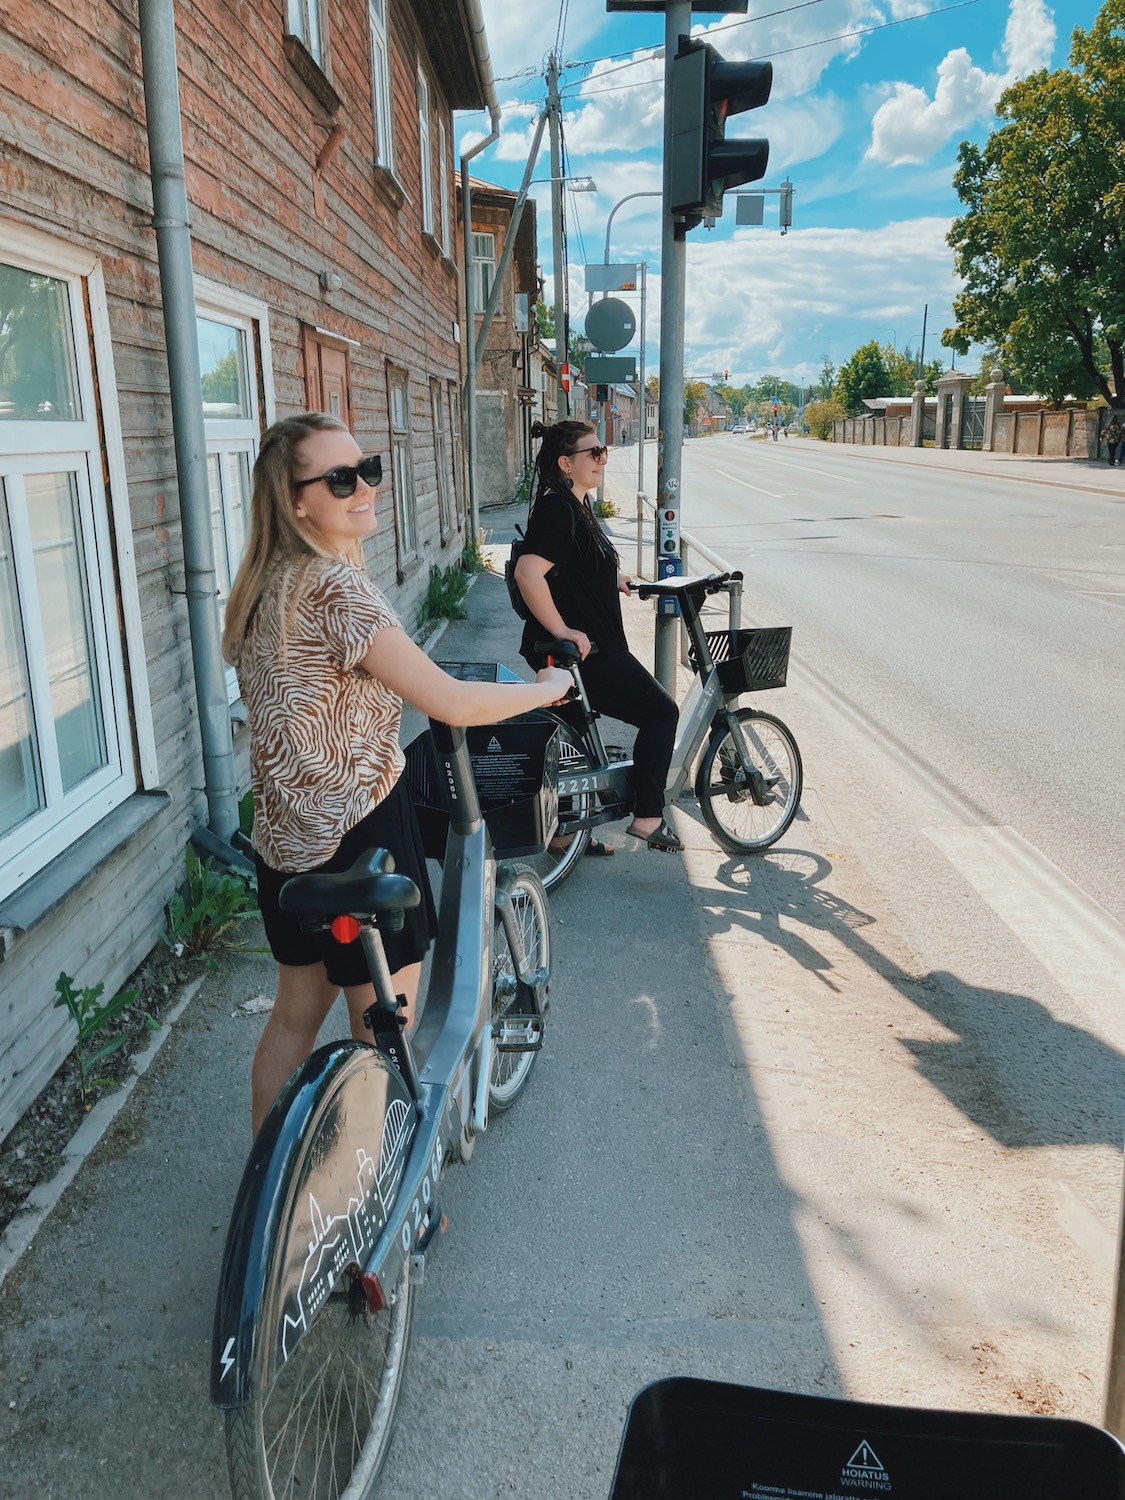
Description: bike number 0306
400,1139,444,1254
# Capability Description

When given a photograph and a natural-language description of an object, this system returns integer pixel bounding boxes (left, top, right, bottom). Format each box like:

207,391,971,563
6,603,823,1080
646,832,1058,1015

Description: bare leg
251,963,339,1136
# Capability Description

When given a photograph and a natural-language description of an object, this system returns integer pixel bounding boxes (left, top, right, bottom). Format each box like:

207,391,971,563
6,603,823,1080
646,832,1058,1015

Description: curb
0,976,204,1292
830,444,1123,500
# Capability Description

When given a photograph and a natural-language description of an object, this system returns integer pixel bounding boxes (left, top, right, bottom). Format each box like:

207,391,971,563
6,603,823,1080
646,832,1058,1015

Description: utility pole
654,0,691,691
546,54,569,419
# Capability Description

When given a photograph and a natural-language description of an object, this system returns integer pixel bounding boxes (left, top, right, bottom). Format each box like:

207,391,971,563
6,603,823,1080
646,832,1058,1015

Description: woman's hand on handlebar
618,571,634,595
535,666,573,705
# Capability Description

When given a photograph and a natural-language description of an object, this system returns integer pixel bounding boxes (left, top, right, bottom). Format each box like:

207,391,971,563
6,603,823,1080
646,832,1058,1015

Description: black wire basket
688,626,792,694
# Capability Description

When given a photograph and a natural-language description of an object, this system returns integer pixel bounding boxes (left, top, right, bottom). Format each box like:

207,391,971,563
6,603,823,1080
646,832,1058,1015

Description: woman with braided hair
514,418,681,853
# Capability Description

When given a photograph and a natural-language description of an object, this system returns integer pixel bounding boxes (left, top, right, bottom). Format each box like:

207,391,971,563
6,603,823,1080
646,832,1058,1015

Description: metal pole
918,303,928,382
635,259,647,578
547,55,569,419
473,110,547,371
138,0,238,842
655,1,691,693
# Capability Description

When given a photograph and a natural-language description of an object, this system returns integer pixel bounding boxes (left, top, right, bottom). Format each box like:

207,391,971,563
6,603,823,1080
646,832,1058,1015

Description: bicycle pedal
494,1014,545,1052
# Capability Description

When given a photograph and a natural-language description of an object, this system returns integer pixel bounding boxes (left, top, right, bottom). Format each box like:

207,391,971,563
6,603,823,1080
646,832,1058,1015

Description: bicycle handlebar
631,570,742,601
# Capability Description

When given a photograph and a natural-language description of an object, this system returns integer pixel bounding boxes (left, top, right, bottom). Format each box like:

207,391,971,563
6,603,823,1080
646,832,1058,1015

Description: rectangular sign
584,263,639,293
583,355,637,383
735,193,765,226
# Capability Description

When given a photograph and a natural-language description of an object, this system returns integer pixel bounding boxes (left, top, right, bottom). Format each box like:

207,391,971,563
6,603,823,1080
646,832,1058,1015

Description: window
196,287,272,702
388,369,418,563
369,0,394,170
287,0,324,66
470,232,497,314
447,381,464,526
431,379,454,539
417,68,434,236
438,117,451,256
0,250,135,901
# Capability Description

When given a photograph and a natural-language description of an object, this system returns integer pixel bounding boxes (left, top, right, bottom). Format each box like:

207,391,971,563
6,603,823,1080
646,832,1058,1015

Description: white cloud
867,0,1056,165
696,0,882,100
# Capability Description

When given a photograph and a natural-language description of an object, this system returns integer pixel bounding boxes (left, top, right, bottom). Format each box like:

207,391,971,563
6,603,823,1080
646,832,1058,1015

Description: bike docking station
210,687,559,1498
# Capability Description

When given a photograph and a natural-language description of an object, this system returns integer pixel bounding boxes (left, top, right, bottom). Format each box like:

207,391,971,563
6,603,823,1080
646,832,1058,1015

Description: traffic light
669,37,772,223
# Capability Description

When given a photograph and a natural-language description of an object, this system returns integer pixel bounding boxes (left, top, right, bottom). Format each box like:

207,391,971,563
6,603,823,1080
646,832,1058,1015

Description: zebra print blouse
233,558,405,871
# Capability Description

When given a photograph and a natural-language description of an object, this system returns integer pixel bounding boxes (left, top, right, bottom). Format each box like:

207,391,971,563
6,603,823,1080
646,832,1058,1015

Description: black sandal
585,838,615,857
625,819,682,853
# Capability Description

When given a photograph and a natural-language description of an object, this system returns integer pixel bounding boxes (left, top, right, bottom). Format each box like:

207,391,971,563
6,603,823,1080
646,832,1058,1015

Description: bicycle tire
695,708,802,854
221,1050,418,1500
518,713,592,892
489,868,551,1113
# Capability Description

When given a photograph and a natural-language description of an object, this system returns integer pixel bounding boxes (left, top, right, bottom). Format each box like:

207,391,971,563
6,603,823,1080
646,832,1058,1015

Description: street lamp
530,176,598,192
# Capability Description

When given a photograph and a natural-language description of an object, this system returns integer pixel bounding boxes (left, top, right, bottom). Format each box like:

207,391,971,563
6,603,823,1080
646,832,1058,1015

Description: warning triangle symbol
846,1442,885,1471
487,736,502,752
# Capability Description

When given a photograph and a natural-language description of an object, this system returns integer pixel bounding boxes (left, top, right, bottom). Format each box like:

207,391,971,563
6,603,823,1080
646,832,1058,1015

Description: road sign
560,363,572,393
585,298,636,352
584,355,637,383
585,263,639,293
735,193,764,226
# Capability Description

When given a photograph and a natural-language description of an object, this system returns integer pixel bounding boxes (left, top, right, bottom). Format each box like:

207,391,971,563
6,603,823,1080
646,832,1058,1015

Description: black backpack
504,501,577,624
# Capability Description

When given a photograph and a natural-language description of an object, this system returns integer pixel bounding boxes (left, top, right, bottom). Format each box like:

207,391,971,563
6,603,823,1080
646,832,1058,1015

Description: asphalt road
2,441,1123,1498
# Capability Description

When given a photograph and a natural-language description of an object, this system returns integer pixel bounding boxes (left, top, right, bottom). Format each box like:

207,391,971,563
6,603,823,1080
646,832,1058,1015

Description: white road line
924,824,1125,1050
707,465,786,499
740,453,865,485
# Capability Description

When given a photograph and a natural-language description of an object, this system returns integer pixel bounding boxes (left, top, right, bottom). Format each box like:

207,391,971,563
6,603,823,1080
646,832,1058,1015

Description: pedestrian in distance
1103,413,1125,466
222,412,570,1134
514,418,682,854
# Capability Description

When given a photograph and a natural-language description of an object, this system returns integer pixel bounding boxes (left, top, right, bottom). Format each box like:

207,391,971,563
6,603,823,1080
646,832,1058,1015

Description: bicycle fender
210,1040,415,1409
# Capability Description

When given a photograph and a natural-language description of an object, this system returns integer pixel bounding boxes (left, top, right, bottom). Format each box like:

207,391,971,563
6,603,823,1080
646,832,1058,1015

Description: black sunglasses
294,454,383,498
570,443,609,462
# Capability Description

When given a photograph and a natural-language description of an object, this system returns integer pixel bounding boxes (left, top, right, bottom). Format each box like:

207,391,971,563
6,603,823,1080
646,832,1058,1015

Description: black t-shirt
518,488,626,666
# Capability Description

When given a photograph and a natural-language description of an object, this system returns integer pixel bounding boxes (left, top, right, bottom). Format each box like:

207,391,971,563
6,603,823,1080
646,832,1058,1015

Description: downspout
460,0,501,545
138,0,246,868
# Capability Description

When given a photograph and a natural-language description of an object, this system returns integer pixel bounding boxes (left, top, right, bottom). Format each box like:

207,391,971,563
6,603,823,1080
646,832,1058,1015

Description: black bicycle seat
279,846,421,919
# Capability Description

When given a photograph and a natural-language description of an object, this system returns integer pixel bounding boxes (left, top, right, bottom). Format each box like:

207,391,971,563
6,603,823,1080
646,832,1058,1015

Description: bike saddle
279,846,421,921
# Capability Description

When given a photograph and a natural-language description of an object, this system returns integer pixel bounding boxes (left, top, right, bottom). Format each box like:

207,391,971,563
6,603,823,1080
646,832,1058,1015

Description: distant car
730,424,747,434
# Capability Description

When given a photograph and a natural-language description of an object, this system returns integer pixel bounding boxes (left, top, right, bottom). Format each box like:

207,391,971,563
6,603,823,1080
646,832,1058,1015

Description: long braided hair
529,418,619,563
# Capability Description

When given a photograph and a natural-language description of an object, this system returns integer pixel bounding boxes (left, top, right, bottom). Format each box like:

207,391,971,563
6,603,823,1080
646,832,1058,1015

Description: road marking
707,465,785,499
924,824,1125,1050
744,454,865,485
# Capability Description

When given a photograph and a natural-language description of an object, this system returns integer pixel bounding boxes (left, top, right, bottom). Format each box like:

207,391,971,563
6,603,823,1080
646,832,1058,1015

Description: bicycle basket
404,720,560,860
609,1378,1125,1500
689,626,792,694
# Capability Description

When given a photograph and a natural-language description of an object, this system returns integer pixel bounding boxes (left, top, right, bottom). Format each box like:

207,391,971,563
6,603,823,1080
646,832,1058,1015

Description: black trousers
579,649,679,819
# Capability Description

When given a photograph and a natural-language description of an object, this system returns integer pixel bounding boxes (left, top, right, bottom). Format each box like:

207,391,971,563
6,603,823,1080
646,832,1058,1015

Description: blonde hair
222,413,367,663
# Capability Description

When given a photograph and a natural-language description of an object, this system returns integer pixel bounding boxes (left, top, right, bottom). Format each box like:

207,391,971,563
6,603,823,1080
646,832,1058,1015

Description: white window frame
194,279,275,706
287,0,325,67
0,228,146,902
418,67,434,236
430,378,453,539
470,231,498,314
388,368,418,563
369,0,394,171
438,116,451,256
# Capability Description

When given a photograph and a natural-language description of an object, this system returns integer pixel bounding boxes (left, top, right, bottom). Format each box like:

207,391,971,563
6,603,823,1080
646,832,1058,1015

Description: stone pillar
910,379,926,447
982,367,1006,452
935,369,974,449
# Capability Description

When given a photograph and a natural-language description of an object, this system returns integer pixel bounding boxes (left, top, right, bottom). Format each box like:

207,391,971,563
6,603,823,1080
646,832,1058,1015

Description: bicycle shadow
696,845,1125,1152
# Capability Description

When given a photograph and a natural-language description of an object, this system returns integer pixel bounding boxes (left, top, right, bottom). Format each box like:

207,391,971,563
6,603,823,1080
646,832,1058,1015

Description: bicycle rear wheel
489,868,551,1112
695,707,802,854
518,715,591,892
226,1265,413,1500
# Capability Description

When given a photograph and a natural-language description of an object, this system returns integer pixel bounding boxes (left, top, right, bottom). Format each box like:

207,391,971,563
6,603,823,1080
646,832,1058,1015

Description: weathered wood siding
0,0,475,1141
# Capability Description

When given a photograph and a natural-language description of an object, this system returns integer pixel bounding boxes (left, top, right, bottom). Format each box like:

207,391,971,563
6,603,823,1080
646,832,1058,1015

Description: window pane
207,454,230,594
198,317,250,419
0,491,42,835
0,263,80,422
225,451,250,577
25,472,107,793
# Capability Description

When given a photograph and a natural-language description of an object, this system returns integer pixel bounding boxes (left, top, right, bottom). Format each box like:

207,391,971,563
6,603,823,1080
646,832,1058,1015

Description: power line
562,0,833,74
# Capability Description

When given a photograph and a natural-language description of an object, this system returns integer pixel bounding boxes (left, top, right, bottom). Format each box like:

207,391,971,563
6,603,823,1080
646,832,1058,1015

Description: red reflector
330,914,361,944
360,1271,386,1312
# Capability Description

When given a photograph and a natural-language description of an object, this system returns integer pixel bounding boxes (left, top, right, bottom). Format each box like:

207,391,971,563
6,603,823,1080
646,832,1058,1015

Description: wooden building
0,0,495,1140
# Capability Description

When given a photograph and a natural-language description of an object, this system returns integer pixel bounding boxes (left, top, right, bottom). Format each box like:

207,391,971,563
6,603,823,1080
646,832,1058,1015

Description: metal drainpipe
138,0,242,859
459,0,501,546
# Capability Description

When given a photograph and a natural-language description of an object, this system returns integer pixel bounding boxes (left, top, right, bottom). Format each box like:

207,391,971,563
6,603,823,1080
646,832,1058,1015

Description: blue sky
464,0,1097,388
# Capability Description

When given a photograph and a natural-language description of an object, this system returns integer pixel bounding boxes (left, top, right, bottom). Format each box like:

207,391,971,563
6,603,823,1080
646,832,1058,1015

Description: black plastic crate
689,626,792,694
404,719,559,860
610,1378,1125,1499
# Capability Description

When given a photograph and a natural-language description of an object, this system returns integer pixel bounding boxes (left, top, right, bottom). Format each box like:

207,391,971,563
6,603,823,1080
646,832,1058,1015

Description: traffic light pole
547,55,570,420
654,0,691,693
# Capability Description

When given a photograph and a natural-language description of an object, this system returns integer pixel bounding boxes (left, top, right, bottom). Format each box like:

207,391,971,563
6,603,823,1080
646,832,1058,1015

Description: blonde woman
223,413,569,1134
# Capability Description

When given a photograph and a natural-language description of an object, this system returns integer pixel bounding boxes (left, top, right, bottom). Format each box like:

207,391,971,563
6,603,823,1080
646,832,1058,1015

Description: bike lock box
608,1377,1125,1499
405,707,560,860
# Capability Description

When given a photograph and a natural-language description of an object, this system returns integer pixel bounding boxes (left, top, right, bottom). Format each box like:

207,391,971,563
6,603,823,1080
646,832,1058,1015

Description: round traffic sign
584,297,636,353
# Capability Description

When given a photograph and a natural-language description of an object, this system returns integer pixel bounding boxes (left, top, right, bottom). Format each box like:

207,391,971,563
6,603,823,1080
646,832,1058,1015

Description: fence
834,402,1102,458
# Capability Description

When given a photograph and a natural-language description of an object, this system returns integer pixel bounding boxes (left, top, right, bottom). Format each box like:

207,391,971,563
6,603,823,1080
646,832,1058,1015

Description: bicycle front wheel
226,1263,413,1500
518,715,591,892
695,707,803,854
489,868,551,1113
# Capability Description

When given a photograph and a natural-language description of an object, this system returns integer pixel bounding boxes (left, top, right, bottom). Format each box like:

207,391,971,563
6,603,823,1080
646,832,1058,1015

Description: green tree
834,341,890,414
944,0,1125,404
804,396,846,439
534,302,584,368
683,379,708,426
